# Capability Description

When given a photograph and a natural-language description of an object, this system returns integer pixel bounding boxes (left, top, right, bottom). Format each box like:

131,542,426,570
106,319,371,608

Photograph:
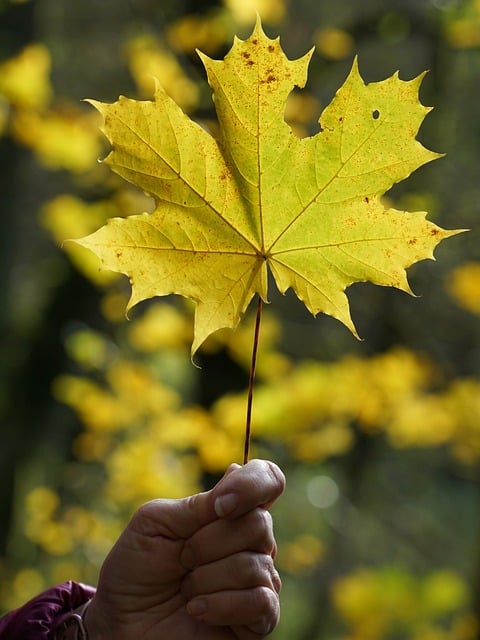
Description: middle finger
181,508,275,569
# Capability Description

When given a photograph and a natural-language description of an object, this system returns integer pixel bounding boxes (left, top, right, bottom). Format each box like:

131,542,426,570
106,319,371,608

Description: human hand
85,459,285,639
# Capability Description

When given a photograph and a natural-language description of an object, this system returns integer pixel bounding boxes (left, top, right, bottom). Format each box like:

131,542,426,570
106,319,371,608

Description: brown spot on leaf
268,44,275,52
365,197,370,203
339,116,344,122
116,250,123,258
252,38,258,45
242,52,254,65
408,238,417,245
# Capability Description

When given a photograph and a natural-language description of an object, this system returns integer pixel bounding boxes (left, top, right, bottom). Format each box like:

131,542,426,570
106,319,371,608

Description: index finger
211,459,286,520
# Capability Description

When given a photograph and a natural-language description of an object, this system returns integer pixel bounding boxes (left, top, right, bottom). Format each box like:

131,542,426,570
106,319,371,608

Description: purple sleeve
0,581,96,639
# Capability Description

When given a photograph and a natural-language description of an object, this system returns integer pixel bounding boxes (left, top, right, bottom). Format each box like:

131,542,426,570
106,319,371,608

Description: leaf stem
244,295,263,464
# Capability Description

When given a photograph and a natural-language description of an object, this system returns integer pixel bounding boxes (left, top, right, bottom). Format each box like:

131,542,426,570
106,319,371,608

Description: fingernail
214,492,239,518
187,597,208,617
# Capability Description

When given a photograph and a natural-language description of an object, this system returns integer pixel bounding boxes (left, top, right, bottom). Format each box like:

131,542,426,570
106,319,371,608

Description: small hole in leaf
372,109,380,120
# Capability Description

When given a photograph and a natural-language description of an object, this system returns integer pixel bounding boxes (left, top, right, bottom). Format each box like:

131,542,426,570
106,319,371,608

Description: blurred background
1,0,480,637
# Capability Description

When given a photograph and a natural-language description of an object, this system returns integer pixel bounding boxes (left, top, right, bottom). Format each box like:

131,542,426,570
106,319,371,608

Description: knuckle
250,586,280,634
249,508,274,550
256,584,278,615
244,552,274,583
269,562,282,593
243,553,263,582
251,507,272,532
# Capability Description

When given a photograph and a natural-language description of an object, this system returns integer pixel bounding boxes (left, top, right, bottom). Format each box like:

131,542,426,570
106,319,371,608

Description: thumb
177,462,242,533
130,460,284,541
185,459,285,528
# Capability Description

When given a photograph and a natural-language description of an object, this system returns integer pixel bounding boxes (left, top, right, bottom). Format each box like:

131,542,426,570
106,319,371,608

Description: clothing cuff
0,581,96,640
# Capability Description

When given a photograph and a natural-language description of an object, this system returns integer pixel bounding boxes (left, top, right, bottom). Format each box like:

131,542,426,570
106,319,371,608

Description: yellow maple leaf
75,19,461,356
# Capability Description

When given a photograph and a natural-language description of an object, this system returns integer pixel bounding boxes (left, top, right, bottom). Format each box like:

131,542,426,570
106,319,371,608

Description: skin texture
85,459,285,639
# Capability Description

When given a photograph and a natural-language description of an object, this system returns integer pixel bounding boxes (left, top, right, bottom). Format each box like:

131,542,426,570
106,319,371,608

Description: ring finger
181,551,281,600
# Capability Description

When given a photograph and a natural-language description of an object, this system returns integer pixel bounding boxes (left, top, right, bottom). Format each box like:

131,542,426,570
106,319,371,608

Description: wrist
54,596,112,640
54,599,92,640
82,596,111,640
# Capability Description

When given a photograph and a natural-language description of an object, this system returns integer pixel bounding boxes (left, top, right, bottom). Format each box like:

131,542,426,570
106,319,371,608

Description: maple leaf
75,18,460,356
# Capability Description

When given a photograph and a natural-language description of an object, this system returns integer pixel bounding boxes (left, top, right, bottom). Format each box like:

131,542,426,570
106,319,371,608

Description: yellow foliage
25,486,59,519
125,34,199,111
104,444,199,504
107,359,180,416
55,358,182,441
314,27,355,60
207,309,290,381
34,522,75,556
24,489,75,555
387,396,456,448
166,13,229,55
213,348,434,458
40,195,120,285
11,105,102,172
128,303,193,352
224,0,286,24
443,0,480,48
446,379,480,464
383,377,480,461
21,482,127,570
284,91,321,127
332,567,469,639
277,533,324,574
445,18,480,48
50,560,83,586
290,423,354,461
198,426,240,471
73,431,112,461
112,187,155,217
422,571,468,617
64,329,114,370
53,375,127,433
446,262,480,315
41,195,116,242
100,291,131,323
6,569,45,611
0,43,52,109
153,407,206,449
